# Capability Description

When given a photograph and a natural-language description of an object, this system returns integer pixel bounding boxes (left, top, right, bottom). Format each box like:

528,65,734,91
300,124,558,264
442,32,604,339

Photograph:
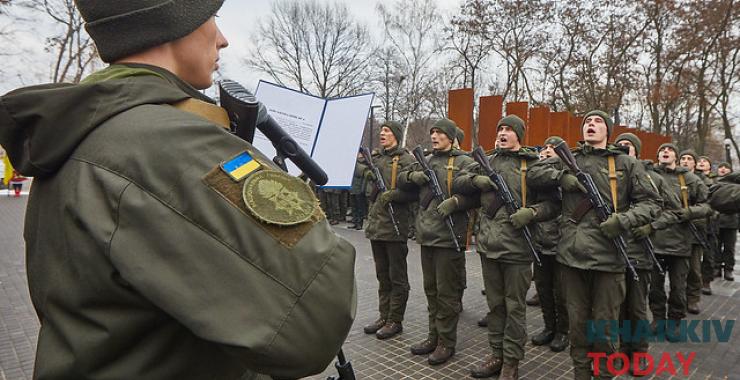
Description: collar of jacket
432,148,463,157
577,143,624,156
657,164,687,174
719,172,740,183
381,145,404,156
493,147,537,159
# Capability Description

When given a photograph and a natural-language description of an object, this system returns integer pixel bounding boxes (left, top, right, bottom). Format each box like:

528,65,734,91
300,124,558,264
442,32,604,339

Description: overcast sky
0,0,463,93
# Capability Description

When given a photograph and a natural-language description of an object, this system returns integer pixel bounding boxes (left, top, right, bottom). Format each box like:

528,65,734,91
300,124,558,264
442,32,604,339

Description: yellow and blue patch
221,151,261,181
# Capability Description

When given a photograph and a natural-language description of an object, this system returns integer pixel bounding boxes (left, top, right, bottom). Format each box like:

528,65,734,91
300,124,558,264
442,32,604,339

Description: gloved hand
632,224,653,238
560,173,586,193
510,207,536,229
673,208,691,222
378,190,398,205
436,196,458,217
599,214,623,239
473,175,497,192
409,171,430,186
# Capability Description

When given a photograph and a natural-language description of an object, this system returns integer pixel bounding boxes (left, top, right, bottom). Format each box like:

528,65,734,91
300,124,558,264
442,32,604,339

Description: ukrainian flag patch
221,151,261,181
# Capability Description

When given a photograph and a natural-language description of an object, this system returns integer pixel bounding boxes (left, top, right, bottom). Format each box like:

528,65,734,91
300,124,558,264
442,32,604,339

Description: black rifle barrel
553,141,639,281
360,147,401,236
472,147,542,266
411,146,461,252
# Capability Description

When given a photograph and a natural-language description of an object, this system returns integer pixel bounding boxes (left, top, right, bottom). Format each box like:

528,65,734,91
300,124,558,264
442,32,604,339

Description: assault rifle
360,147,400,236
412,146,461,252
472,147,541,266
553,141,639,281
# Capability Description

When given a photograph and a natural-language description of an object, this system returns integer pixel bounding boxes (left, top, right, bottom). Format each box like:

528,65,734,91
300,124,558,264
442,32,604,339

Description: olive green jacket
527,144,660,273
398,148,478,248
452,148,559,263
364,146,417,241
710,172,740,213
0,64,356,380
647,165,710,257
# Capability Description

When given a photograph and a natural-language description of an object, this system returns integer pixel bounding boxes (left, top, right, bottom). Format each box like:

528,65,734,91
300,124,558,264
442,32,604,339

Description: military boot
363,318,386,334
375,321,402,340
499,360,519,380
410,337,437,355
477,316,488,327
428,345,455,365
665,320,682,343
687,302,700,314
702,281,712,295
525,293,540,306
470,354,503,378
725,270,735,281
531,329,554,346
549,333,569,352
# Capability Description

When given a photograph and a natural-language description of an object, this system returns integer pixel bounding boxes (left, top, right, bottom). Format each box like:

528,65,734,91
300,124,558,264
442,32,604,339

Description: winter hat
679,149,698,163
698,155,712,165
497,115,525,143
657,143,678,158
75,0,225,62
381,121,404,143
583,110,614,138
718,162,732,170
543,136,564,146
430,118,458,141
456,127,465,143
615,132,642,158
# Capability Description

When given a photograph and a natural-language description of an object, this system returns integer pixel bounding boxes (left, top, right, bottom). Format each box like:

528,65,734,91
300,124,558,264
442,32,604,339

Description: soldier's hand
510,207,536,229
436,196,458,217
673,208,691,222
632,224,653,238
560,173,586,193
599,214,623,239
409,171,430,186
473,175,497,192
378,190,397,205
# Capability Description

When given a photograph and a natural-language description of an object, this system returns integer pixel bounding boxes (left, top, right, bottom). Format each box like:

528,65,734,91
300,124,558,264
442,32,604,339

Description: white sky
0,0,463,93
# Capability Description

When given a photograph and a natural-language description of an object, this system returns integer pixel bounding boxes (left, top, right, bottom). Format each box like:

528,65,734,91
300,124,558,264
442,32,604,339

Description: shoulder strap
446,155,455,196
678,173,690,209
520,159,528,207
391,156,400,190
173,98,230,130
608,156,618,212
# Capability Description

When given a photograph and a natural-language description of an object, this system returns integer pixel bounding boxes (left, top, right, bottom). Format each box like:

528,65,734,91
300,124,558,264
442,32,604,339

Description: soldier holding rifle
453,116,559,380
361,121,417,340
398,119,478,365
527,110,660,380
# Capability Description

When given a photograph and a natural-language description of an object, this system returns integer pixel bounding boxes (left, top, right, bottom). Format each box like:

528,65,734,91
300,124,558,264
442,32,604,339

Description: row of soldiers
355,112,738,379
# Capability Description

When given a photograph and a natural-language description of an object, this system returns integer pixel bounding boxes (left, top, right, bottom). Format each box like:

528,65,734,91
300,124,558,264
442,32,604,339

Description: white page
312,93,374,187
253,81,326,175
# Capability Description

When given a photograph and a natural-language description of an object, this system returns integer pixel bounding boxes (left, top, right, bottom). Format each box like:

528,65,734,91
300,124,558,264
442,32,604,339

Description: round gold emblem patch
242,170,318,225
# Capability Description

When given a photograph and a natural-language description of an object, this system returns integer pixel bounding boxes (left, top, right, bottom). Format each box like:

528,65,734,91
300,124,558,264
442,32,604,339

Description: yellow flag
3,155,12,187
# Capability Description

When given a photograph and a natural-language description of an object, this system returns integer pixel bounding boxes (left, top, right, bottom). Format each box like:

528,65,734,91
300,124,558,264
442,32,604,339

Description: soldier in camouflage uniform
710,171,740,213
529,136,569,354
615,133,666,375
362,121,416,340
715,163,737,281
398,118,478,365
528,111,660,380
678,149,712,314
634,143,710,341
454,116,559,379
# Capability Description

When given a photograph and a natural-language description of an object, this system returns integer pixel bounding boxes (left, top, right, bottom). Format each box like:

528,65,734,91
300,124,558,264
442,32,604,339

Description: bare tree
26,0,99,83
246,0,374,98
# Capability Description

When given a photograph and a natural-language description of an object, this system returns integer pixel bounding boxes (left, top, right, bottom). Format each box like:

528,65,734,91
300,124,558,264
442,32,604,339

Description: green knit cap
430,118,458,141
583,110,614,138
698,155,712,164
679,149,698,163
497,115,525,143
455,127,465,143
615,132,642,158
381,120,404,143
718,162,732,170
543,136,564,146
657,143,678,158
75,0,225,63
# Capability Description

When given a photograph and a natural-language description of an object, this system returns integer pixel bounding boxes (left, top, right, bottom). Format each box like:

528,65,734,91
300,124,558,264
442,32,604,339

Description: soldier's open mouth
586,128,596,134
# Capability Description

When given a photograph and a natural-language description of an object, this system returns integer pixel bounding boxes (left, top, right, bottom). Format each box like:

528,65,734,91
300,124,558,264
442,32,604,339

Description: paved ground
1,194,739,379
